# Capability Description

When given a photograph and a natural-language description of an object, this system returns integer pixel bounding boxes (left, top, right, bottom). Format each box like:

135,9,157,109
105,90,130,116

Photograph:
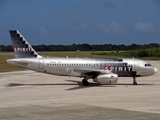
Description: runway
0,61,160,120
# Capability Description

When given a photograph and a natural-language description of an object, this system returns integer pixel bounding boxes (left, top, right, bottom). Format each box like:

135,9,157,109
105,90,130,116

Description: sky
0,0,160,45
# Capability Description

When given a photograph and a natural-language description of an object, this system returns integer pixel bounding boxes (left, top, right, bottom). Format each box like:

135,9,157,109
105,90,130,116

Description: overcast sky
0,0,160,45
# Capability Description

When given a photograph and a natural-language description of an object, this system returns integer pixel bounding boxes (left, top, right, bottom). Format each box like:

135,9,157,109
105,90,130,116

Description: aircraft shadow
5,80,154,91
64,80,155,90
5,80,116,91
6,83,78,87
65,80,116,90
116,83,155,86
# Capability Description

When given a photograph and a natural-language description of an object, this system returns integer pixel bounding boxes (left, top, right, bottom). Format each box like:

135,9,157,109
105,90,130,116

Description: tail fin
9,30,42,58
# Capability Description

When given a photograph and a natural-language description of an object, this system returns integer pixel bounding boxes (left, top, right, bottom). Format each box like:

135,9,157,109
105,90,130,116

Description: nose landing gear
133,77,137,85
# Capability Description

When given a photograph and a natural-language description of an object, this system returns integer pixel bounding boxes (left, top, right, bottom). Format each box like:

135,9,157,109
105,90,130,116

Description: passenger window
145,64,152,67
148,64,152,66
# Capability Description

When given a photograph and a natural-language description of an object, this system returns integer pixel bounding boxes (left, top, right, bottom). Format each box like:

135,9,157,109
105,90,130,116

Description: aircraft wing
66,67,112,77
73,68,112,76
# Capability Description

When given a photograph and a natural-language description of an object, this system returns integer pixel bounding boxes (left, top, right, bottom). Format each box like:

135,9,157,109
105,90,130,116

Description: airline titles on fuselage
48,61,133,72
109,66,132,72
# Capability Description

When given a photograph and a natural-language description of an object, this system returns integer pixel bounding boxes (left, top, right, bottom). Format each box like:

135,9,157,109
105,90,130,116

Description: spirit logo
14,47,32,52
104,66,110,71
110,66,132,72
104,64,132,72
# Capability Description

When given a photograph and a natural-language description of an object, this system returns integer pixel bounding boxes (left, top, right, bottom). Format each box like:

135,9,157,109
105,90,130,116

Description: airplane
6,30,158,86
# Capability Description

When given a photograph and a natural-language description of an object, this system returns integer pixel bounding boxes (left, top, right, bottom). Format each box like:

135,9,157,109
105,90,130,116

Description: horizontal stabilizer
6,59,29,67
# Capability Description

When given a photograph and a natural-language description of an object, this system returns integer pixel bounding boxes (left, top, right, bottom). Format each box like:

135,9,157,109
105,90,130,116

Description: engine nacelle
93,73,118,84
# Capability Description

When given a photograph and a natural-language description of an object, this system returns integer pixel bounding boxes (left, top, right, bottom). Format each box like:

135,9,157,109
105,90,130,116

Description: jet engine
93,73,118,84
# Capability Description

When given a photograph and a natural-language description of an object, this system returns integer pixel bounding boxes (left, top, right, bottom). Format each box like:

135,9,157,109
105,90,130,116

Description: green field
41,51,160,60
0,55,25,72
0,51,160,72
0,52,104,73
40,51,118,58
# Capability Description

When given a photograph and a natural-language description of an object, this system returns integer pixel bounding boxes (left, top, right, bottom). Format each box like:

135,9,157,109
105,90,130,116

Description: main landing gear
133,77,137,85
82,78,89,86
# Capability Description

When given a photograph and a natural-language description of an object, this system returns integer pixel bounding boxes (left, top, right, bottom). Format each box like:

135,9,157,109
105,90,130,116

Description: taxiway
0,61,160,120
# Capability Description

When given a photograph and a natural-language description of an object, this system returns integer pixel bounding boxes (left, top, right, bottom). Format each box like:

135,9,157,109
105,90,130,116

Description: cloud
108,22,123,33
74,22,124,35
95,22,124,34
135,22,155,32
103,2,116,9
72,2,88,8
95,23,109,33
80,23,88,29
38,27,48,36
79,23,98,34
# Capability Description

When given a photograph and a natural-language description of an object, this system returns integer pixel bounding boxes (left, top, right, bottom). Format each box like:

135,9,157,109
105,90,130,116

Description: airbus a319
7,30,158,86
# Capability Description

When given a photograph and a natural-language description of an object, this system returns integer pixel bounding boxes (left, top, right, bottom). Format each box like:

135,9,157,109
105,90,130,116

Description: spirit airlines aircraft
7,30,158,86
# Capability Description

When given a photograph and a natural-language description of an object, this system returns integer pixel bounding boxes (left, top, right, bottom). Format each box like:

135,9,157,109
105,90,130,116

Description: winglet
9,30,42,58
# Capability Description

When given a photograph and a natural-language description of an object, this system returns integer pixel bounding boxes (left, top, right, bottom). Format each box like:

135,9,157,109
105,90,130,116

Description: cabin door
134,60,139,71
39,59,44,69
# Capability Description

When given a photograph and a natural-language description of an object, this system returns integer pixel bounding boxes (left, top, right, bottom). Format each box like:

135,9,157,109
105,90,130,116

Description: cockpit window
145,64,152,67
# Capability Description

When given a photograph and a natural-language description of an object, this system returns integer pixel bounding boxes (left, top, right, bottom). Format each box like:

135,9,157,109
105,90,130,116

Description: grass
0,55,25,72
0,51,120,73
0,51,159,73
40,51,119,58
91,51,160,60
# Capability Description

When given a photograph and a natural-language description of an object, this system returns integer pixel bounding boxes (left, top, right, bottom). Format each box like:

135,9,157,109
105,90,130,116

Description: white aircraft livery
7,30,158,86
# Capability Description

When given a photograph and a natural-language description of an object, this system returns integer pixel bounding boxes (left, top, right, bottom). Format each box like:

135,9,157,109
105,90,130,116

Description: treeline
0,43,160,52
91,48,160,57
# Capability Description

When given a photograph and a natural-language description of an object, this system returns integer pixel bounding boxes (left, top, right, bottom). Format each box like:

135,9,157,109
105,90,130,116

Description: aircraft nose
154,67,158,74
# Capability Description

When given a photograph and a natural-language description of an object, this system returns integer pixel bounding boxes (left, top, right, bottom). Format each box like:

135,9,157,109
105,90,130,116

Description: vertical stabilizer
9,30,42,58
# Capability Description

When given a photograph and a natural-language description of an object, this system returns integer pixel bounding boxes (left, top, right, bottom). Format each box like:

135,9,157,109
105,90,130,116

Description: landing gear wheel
133,81,137,85
133,77,137,85
82,79,89,86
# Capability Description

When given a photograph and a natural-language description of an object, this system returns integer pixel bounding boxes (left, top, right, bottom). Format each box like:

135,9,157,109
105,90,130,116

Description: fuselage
7,30,159,86
7,57,158,78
